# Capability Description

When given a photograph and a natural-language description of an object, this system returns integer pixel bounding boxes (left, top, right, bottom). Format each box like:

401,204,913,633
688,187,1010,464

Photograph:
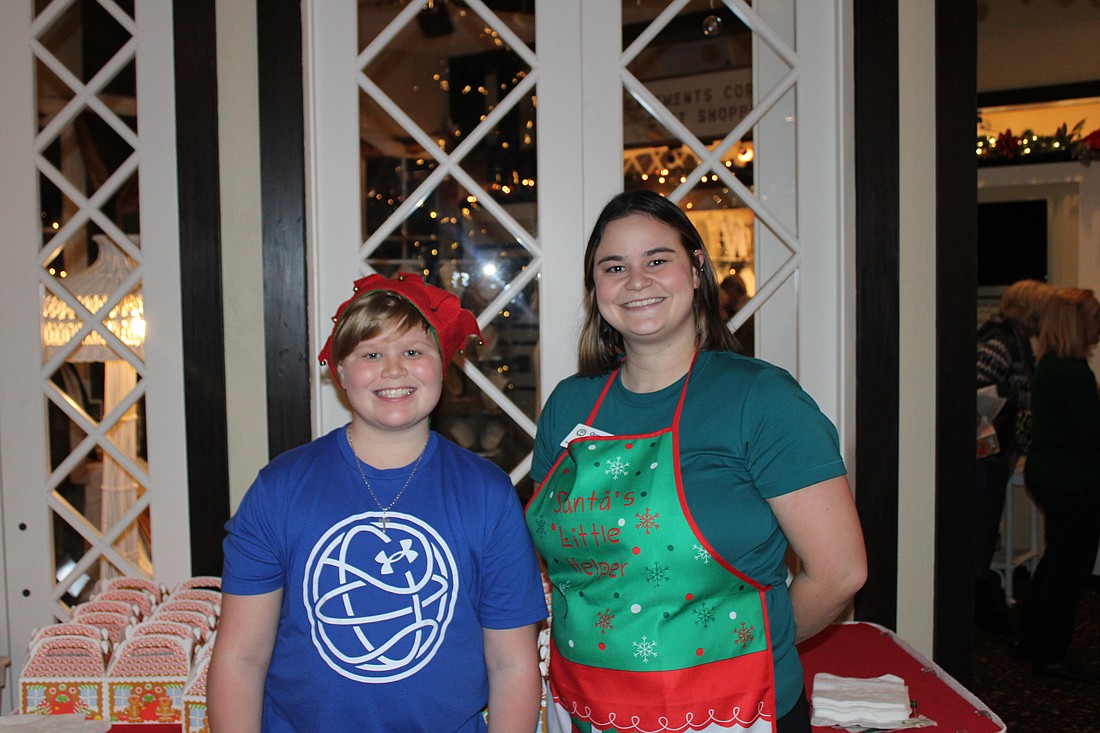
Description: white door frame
0,3,190,705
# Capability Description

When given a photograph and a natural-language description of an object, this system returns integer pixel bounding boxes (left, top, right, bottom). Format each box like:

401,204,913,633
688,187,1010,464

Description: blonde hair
329,291,434,370
999,279,1054,336
577,190,738,375
1037,287,1097,359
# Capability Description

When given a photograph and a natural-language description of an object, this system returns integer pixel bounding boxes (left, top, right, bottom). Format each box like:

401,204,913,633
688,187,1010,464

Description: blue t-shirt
223,428,548,733
531,351,846,717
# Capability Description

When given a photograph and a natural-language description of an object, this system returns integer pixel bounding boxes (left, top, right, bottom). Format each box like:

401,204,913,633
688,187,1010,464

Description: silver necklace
346,426,426,530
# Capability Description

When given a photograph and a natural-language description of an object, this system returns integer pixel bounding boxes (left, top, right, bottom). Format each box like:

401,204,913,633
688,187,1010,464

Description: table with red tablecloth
95,623,1004,733
797,622,1005,733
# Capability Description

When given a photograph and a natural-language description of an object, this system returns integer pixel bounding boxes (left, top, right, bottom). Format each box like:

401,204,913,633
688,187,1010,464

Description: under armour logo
374,539,419,575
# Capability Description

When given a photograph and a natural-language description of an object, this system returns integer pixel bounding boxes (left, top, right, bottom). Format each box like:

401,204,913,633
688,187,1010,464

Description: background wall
978,0,1100,91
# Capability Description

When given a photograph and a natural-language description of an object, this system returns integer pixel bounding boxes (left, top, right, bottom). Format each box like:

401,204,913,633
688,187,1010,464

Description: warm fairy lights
976,120,1100,166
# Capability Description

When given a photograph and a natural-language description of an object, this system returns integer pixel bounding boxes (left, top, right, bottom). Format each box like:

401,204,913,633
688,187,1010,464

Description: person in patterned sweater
975,279,1053,631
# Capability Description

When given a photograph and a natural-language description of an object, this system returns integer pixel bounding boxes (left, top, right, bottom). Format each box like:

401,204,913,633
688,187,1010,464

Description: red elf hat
317,272,481,382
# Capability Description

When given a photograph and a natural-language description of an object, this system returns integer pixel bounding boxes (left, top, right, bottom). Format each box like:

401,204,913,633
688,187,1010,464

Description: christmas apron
527,363,777,733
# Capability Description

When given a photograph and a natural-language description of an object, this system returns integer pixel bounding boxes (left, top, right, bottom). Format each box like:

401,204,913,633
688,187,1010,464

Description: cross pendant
379,513,388,530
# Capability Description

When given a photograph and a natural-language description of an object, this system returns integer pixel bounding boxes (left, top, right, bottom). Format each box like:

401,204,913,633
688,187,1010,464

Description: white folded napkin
811,672,912,728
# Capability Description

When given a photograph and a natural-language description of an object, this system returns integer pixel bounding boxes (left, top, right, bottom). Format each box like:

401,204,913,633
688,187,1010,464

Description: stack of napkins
811,672,914,729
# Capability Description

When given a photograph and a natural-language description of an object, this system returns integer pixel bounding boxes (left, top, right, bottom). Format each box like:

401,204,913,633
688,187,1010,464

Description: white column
896,0,938,656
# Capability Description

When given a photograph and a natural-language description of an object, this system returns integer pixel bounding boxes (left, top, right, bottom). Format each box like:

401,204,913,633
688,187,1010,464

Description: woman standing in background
1017,287,1100,681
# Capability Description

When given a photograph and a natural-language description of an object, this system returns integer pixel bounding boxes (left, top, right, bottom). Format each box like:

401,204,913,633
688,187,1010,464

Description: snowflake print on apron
527,358,778,733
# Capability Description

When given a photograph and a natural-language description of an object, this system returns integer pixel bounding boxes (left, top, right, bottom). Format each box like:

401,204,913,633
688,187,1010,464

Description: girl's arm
768,475,867,643
484,623,543,733
207,589,282,733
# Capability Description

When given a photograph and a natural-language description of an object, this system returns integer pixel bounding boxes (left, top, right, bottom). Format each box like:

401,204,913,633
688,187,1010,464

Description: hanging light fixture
40,234,149,578
41,236,145,363
417,0,455,39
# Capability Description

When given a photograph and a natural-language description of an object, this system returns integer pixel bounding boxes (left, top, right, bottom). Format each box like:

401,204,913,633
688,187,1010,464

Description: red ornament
995,129,1020,158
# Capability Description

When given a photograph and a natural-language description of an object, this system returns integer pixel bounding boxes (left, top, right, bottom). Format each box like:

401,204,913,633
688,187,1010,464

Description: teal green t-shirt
531,350,846,717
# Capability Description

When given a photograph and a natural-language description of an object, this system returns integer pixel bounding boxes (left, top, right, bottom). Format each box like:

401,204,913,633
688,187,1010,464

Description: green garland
976,119,1100,166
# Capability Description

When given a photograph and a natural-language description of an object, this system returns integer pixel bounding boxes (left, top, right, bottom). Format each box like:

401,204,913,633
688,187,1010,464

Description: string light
976,120,1096,166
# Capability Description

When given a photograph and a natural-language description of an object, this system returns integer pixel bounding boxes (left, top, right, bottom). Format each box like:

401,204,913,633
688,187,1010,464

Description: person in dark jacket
1016,287,1100,680
974,279,1053,631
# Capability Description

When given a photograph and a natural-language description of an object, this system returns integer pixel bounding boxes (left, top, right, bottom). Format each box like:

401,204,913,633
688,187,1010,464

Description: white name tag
561,423,614,447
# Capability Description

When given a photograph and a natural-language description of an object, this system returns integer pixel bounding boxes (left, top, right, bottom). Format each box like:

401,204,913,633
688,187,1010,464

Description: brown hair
999,279,1054,336
329,291,436,373
1037,287,1097,359
577,190,739,375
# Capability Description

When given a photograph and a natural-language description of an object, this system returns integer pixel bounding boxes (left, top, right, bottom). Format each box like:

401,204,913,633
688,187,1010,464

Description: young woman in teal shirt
527,190,866,733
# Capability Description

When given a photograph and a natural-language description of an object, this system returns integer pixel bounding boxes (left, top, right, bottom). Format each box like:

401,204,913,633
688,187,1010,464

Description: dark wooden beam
257,0,312,459
852,0,900,632
172,0,231,575
934,0,979,685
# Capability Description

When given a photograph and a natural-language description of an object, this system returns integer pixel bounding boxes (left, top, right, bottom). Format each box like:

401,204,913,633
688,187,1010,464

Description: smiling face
338,324,443,444
591,213,701,353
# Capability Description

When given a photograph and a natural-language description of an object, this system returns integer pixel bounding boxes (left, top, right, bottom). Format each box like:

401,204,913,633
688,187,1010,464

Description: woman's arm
207,589,282,733
484,624,543,733
768,475,867,643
